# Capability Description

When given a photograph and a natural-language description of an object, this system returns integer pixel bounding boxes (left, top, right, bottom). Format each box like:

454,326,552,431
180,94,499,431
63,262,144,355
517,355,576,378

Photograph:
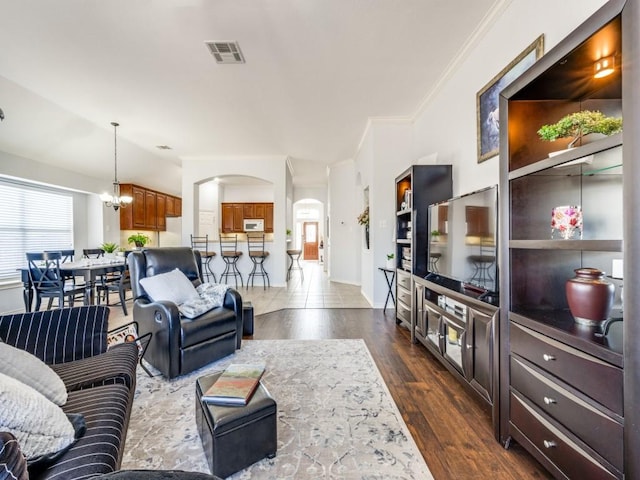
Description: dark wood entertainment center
497,1,637,477
400,1,639,477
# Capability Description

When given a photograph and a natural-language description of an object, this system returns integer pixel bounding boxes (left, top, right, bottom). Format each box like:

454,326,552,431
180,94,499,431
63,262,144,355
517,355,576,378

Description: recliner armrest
223,288,243,349
0,306,109,365
133,298,184,379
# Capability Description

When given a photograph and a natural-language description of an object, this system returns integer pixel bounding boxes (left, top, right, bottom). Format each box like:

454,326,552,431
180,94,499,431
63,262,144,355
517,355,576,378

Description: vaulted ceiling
0,0,498,191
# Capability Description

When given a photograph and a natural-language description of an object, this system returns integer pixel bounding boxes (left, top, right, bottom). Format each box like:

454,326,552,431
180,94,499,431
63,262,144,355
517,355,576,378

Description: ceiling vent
205,41,245,64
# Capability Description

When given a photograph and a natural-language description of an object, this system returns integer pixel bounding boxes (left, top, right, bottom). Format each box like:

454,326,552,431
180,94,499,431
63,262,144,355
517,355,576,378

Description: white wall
221,184,274,203
181,156,289,286
411,0,608,197
353,0,609,305
354,120,414,307
327,159,361,286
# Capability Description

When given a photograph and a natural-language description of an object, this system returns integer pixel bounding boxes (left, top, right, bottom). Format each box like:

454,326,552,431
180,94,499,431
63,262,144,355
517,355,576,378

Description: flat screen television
425,185,498,304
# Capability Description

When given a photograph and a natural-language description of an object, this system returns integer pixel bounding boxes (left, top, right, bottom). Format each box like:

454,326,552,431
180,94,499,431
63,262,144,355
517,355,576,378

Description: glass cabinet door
425,305,443,353
443,318,465,375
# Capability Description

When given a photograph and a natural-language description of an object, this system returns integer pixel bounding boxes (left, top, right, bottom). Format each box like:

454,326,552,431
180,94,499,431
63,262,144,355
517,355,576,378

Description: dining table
19,258,126,312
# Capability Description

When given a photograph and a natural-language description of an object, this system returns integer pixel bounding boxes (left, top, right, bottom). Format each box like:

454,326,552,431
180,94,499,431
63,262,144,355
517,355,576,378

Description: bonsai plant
127,233,150,248
537,110,622,148
100,242,119,254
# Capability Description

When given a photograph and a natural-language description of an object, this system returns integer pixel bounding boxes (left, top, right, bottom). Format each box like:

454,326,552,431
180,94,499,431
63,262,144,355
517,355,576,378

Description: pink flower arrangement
551,205,583,239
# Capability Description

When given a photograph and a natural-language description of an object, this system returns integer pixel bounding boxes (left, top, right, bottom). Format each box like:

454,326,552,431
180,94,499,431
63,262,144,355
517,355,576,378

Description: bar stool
219,233,243,288
286,249,303,282
191,234,217,283
247,233,270,289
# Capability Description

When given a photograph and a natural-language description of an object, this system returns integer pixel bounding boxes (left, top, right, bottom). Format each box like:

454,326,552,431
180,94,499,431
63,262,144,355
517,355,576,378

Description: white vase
386,259,395,270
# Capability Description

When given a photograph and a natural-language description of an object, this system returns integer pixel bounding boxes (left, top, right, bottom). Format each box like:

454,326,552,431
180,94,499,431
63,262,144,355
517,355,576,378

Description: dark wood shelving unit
497,1,638,478
393,165,452,330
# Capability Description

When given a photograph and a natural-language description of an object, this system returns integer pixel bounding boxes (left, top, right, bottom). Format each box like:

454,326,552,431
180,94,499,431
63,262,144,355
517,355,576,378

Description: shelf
510,239,622,251
396,209,411,216
510,309,622,367
396,239,411,244
508,133,623,180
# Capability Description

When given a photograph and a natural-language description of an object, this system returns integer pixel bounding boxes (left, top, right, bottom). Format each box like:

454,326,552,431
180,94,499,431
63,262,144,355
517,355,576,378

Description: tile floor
108,260,371,327
240,260,371,315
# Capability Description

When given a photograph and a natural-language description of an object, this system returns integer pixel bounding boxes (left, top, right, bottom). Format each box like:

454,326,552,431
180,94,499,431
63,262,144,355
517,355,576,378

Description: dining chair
96,252,131,316
83,247,117,299
219,233,243,288
247,232,270,289
191,234,217,283
26,251,86,311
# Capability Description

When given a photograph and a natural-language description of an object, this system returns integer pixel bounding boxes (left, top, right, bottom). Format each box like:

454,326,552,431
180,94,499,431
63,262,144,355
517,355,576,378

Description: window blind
0,179,74,281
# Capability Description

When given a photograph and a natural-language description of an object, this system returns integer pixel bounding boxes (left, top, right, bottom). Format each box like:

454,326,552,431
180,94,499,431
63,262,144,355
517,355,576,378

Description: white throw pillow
0,341,67,406
0,373,76,460
139,268,200,305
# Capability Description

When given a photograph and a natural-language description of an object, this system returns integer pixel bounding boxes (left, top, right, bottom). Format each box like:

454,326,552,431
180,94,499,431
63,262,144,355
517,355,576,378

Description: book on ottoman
202,363,266,406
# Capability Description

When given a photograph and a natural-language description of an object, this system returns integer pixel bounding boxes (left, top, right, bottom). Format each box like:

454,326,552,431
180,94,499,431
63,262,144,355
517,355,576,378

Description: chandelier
100,122,132,211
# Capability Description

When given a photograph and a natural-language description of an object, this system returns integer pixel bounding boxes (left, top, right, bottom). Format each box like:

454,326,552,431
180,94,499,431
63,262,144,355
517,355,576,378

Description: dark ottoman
195,372,277,478
242,302,254,336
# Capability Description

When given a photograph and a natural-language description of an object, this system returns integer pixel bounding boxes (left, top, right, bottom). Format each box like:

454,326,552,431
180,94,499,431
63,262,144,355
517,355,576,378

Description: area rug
122,339,433,479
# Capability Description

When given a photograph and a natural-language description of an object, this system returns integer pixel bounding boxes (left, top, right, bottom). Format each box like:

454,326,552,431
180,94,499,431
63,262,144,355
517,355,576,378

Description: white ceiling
0,0,498,192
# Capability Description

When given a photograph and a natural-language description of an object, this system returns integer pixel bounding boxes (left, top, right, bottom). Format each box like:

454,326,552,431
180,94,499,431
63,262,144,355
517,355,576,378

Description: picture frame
477,35,544,163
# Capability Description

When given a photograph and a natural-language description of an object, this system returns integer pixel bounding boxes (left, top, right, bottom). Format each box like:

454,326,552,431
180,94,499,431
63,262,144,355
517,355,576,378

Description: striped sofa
0,306,139,480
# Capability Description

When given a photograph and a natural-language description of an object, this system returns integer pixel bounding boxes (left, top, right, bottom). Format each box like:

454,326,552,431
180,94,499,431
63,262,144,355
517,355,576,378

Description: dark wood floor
251,308,552,480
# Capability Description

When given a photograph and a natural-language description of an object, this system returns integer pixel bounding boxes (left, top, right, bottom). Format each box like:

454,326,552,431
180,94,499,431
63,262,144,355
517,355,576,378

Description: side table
378,267,396,312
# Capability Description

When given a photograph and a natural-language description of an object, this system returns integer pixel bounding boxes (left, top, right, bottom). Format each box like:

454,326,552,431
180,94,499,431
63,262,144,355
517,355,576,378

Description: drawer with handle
396,269,411,290
510,322,622,415
510,355,622,469
510,392,620,480
397,287,411,308
396,300,411,324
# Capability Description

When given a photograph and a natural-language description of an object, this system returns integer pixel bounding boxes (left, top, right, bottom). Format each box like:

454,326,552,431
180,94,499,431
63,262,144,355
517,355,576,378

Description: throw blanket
179,283,230,319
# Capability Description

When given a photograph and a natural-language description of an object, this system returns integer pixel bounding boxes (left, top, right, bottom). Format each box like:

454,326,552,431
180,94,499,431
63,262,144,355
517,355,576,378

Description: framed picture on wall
476,35,544,163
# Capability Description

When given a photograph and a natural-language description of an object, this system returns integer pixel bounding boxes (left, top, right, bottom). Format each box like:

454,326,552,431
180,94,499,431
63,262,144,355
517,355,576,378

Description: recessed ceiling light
156,145,172,150
205,41,245,64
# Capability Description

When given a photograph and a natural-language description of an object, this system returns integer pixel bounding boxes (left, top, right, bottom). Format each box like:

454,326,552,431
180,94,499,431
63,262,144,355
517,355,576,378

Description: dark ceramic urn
566,268,614,326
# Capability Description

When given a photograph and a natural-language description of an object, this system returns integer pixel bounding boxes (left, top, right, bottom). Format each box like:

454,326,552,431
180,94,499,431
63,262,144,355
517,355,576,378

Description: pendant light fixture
100,122,132,211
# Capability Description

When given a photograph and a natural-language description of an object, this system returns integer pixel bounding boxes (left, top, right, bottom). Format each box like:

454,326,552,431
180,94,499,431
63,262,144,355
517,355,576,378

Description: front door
303,222,319,260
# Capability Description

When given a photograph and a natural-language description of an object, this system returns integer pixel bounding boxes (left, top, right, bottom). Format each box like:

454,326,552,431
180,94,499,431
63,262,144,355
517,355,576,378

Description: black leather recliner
128,247,243,379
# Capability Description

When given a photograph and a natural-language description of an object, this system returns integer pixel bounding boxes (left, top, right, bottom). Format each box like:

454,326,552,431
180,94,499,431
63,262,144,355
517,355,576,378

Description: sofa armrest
0,432,28,480
0,306,109,365
133,298,183,379
223,288,243,349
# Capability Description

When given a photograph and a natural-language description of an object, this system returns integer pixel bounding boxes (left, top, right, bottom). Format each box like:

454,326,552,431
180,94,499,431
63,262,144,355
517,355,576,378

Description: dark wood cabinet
119,183,181,231
220,202,274,233
394,165,452,331
414,276,498,411
498,2,633,477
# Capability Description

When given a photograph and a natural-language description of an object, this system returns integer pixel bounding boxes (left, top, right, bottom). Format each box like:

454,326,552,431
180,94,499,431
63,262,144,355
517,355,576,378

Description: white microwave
243,219,264,232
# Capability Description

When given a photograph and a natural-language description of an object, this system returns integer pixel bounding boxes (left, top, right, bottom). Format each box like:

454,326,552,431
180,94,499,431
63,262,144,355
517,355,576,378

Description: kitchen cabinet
166,195,182,217
156,193,166,230
221,202,274,233
119,183,181,231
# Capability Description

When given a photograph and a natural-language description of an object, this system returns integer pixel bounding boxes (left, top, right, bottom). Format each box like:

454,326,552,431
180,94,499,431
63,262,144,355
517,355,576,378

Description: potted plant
127,233,150,248
357,206,370,249
431,230,441,242
100,242,119,258
386,253,395,270
537,110,622,149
